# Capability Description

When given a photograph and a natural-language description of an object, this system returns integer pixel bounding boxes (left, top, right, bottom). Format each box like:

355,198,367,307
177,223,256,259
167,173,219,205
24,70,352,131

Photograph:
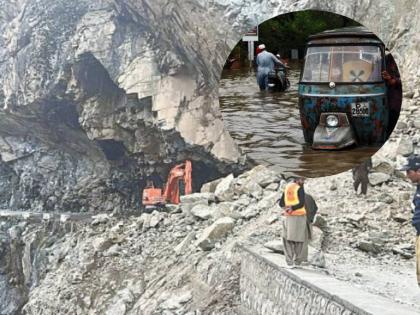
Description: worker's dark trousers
416,235,420,286
283,239,304,265
354,177,368,195
301,223,312,262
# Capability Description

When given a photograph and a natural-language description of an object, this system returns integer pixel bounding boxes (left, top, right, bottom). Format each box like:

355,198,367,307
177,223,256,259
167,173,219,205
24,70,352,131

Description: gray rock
392,247,414,259
256,192,277,212
92,236,113,253
196,217,235,251
160,291,192,310
232,196,251,210
379,193,394,204
372,161,395,175
179,193,214,215
234,177,263,199
104,244,121,257
265,182,279,191
190,204,212,220
149,212,164,228
242,165,281,188
212,202,241,220
398,138,414,156
240,204,260,219
396,121,408,130
310,251,326,268
180,193,214,204
104,288,134,315
413,118,420,130
346,214,366,227
200,178,223,193
91,214,110,226
392,213,409,223
357,240,382,254
266,214,279,224
166,204,181,214
368,172,391,186
214,174,235,202
264,240,284,254
174,232,195,254
181,202,208,216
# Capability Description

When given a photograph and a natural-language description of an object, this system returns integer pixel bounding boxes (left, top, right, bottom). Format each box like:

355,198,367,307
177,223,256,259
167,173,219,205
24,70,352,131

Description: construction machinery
142,160,192,208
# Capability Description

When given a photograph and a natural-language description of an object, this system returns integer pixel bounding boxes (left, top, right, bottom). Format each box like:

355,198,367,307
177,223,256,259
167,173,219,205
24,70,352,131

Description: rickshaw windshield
301,45,382,83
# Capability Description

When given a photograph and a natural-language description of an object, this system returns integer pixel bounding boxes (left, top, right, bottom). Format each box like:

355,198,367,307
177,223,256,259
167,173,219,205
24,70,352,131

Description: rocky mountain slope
0,0,419,314
2,159,420,314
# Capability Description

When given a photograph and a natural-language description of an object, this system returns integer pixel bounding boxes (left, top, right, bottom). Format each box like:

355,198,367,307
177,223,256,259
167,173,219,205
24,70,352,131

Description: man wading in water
256,44,284,91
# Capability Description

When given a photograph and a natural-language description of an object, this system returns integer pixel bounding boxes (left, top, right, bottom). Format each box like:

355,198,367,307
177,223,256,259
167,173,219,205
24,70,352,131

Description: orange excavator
142,160,192,206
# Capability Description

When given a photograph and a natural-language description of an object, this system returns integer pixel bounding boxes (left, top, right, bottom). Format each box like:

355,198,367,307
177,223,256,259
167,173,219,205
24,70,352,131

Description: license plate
351,102,370,117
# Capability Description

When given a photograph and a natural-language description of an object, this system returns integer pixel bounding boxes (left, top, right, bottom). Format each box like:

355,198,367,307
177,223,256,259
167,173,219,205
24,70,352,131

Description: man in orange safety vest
279,177,307,268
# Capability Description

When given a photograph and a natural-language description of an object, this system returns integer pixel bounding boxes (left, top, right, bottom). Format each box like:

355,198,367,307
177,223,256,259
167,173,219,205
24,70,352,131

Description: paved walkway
246,246,420,315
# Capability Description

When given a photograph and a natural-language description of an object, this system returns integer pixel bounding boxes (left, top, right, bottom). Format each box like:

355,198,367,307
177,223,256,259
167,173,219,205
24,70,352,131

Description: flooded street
219,63,379,178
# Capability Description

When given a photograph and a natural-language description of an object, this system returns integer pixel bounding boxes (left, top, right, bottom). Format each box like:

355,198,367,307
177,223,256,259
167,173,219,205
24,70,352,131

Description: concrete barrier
238,245,418,315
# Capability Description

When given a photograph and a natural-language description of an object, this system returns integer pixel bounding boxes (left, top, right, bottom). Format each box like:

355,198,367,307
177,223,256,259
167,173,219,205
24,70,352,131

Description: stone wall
238,246,419,315
239,247,362,315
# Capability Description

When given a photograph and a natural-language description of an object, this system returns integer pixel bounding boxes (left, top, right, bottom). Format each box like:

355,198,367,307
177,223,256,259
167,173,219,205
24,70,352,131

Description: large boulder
371,160,395,175
368,172,391,186
234,177,263,199
180,193,215,204
240,204,260,219
211,202,241,220
180,192,214,215
196,217,235,250
310,250,326,268
240,165,281,188
214,174,235,202
397,138,414,157
357,240,382,254
200,178,223,193
257,192,278,212
190,204,212,220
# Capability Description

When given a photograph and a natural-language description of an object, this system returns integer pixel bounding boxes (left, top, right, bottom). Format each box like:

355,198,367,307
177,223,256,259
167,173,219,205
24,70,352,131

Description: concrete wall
238,246,418,315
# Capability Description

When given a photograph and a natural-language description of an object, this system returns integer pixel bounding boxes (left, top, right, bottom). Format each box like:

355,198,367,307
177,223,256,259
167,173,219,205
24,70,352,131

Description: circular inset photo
219,10,402,178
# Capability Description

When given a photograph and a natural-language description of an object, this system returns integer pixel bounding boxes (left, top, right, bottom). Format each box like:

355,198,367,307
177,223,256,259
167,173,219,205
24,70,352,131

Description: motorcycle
267,64,290,92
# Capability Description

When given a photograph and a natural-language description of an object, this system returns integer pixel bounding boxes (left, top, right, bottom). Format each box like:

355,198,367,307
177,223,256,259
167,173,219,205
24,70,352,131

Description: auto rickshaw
298,27,388,150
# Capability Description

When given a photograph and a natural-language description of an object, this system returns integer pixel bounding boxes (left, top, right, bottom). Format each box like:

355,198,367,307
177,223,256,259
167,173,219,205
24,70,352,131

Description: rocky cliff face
0,0,250,212
0,0,419,313
0,0,418,212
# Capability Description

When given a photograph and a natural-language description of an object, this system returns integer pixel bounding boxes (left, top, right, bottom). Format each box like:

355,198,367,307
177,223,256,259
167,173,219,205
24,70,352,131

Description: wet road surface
218,63,379,178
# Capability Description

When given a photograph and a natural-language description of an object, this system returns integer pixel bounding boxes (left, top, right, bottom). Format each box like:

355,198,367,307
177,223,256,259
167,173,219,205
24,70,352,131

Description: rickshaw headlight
326,115,339,127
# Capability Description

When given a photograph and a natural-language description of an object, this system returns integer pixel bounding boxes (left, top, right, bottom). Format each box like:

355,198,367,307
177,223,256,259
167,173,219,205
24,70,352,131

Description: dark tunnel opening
96,139,127,161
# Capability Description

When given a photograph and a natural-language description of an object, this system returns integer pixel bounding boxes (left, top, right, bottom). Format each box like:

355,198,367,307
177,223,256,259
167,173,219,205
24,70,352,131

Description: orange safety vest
284,183,306,216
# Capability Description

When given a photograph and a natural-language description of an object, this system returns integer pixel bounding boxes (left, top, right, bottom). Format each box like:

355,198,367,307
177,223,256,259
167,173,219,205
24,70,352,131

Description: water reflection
218,63,379,178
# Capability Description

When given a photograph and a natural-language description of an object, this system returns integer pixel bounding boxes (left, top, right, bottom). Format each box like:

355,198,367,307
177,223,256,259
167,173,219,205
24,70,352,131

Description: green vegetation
227,10,361,63
259,10,360,55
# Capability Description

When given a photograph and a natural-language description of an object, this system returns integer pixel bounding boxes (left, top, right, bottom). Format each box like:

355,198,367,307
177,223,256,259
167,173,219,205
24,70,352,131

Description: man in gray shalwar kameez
256,44,283,91
279,177,307,268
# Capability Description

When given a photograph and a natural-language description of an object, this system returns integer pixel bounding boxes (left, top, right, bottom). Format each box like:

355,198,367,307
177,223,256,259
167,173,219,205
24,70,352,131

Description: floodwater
218,63,379,178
